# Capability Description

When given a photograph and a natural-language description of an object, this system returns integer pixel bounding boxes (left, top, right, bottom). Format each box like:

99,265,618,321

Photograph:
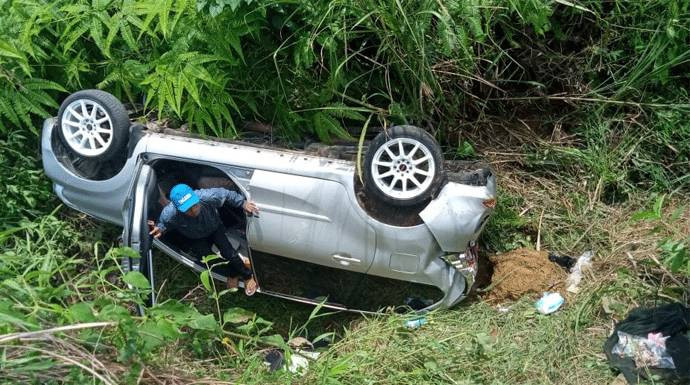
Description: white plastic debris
566,251,593,293
287,353,310,373
535,292,564,314
612,331,675,369
287,350,321,374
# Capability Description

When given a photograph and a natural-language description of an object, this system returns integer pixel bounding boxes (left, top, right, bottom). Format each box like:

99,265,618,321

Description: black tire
57,89,129,162
363,125,444,207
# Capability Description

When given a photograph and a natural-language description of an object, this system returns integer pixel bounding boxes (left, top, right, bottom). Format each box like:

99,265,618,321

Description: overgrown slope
1,1,689,384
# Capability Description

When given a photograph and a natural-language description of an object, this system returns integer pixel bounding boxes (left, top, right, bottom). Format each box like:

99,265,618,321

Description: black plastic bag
604,303,690,384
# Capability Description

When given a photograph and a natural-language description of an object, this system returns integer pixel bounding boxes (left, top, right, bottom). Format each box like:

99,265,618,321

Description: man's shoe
244,277,258,296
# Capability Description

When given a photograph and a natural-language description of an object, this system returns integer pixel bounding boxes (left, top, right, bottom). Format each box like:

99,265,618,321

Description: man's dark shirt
156,188,244,239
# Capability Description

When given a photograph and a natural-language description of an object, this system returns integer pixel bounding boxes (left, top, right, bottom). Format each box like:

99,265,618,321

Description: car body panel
122,162,157,309
419,180,496,252
41,117,497,311
247,170,376,273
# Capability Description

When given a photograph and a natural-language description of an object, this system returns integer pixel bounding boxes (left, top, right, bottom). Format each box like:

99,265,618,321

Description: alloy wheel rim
371,137,435,200
61,99,113,157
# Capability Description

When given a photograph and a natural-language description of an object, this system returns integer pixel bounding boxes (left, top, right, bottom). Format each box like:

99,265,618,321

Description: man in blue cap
148,184,259,295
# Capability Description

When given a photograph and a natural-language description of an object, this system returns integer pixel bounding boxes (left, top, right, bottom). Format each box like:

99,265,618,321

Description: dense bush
1,0,688,190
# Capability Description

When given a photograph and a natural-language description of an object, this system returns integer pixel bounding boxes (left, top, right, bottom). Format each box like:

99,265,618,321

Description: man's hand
148,220,163,239
243,200,260,216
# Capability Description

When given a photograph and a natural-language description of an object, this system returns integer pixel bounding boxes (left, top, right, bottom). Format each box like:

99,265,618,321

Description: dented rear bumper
420,176,496,253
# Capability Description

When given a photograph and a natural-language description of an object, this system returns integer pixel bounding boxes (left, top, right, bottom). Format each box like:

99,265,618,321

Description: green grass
1,161,687,384
151,252,359,337
301,297,613,385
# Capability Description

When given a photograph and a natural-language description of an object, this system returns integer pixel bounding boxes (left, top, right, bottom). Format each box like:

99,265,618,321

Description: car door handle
332,254,361,266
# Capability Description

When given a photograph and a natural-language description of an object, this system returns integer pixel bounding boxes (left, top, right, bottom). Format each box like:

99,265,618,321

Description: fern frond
323,102,367,121
0,94,21,127
312,111,351,143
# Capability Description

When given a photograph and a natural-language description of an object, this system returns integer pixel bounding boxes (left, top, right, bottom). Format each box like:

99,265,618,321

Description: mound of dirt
484,248,567,303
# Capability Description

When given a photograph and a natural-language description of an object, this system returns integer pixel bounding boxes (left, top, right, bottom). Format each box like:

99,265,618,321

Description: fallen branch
0,322,116,344
487,95,690,109
4,344,118,385
647,254,687,288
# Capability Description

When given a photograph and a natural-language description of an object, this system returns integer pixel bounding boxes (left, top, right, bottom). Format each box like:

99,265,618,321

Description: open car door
122,163,157,309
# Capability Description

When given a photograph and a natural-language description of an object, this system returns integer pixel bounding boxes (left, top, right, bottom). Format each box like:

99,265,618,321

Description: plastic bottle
404,317,427,329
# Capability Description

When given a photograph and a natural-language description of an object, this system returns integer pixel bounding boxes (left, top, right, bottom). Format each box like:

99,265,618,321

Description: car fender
419,177,496,252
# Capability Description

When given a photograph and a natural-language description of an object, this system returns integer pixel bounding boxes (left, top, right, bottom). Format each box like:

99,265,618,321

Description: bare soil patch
484,248,567,303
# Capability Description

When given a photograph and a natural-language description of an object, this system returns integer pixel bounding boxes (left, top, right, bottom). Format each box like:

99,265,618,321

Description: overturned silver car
41,89,496,312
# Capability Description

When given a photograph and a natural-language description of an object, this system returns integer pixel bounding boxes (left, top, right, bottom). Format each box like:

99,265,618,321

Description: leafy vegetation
1,0,689,384
1,0,689,188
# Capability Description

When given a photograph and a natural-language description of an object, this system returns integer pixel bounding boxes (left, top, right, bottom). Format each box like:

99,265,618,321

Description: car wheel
57,89,129,161
363,125,444,207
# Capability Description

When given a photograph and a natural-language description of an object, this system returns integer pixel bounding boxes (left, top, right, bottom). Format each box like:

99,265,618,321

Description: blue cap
170,184,199,213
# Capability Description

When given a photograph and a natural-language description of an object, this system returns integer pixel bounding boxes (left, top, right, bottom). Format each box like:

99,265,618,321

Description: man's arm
198,188,245,208
150,204,175,238
198,187,260,216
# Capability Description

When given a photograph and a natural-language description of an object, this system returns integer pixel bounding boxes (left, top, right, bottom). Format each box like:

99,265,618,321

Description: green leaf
223,307,255,324
69,302,96,322
98,304,131,321
62,24,90,54
0,40,24,60
139,320,166,351
356,114,372,185
108,246,141,260
456,140,476,158
199,270,212,292
123,271,151,289
227,32,244,63
0,40,30,75
0,300,37,329
228,0,242,12
149,300,195,320
209,3,223,17
423,360,439,371
201,254,222,264
312,111,351,143
260,334,286,347
156,318,182,339
188,313,218,331
631,210,658,222
311,332,334,346
653,194,666,217
324,103,366,121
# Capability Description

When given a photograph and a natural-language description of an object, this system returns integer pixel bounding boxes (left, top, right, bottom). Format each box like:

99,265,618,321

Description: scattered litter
604,303,690,384
264,348,321,374
611,331,675,369
404,317,428,329
496,304,512,313
548,252,576,271
566,251,593,293
486,248,567,302
535,292,564,314
264,349,284,372
287,350,321,374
